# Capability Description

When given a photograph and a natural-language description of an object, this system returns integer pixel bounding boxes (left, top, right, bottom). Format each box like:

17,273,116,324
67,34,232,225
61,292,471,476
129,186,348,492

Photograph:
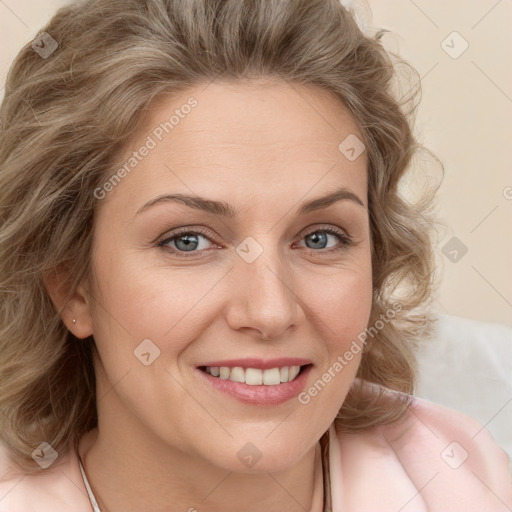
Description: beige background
1,0,511,327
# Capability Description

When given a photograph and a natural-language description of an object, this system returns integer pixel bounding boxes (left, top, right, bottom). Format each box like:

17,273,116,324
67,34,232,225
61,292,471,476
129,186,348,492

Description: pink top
1,383,511,511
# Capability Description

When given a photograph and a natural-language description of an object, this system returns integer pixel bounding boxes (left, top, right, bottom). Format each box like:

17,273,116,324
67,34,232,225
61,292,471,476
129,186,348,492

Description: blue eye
157,225,353,258
157,227,217,257
298,227,352,252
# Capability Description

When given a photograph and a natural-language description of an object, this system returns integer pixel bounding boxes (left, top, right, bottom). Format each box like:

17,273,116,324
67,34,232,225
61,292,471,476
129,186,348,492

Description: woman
0,0,510,510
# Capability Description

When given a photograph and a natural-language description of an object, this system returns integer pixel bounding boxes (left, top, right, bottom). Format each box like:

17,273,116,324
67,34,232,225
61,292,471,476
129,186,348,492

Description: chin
211,436,314,475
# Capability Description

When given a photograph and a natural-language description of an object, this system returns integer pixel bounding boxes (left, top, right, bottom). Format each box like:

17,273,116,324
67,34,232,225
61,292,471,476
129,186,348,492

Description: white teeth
288,366,300,381
245,368,263,385
263,368,281,385
204,365,303,385
230,366,245,383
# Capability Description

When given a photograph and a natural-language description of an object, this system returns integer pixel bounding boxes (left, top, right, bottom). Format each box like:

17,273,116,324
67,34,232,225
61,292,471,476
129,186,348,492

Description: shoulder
331,380,512,511
0,439,91,511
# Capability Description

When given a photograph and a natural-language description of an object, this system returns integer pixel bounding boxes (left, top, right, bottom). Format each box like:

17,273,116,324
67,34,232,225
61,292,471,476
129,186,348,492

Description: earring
72,319,76,324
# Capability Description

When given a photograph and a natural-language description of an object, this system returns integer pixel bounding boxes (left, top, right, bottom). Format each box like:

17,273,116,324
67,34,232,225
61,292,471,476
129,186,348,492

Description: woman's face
84,79,372,472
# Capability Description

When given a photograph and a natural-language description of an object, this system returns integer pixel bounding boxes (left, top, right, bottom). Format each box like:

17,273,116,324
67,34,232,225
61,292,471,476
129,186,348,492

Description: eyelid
157,226,220,250
296,222,351,241
156,223,353,257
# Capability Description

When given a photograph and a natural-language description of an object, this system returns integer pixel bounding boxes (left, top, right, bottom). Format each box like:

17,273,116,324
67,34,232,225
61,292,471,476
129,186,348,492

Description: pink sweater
1,389,511,511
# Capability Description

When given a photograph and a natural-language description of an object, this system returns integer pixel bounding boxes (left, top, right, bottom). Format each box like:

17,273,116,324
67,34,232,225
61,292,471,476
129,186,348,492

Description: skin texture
46,78,373,512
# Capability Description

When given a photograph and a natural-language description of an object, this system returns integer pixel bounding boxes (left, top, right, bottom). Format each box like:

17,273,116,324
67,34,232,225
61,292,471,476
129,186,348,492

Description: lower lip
196,365,313,406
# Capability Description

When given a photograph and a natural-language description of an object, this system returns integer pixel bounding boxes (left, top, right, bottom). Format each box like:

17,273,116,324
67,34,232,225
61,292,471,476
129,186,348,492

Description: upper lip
197,358,313,370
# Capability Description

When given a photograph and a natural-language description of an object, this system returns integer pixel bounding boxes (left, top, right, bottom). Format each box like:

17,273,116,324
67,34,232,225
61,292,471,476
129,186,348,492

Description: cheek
293,268,372,425
301,266,373,343
89,248,222,356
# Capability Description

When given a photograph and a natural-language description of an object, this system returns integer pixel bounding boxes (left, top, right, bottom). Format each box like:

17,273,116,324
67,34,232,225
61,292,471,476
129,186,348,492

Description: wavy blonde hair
0,0,442,473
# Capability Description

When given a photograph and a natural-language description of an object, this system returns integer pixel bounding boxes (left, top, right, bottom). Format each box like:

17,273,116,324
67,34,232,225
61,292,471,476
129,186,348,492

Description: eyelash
156,225,353,258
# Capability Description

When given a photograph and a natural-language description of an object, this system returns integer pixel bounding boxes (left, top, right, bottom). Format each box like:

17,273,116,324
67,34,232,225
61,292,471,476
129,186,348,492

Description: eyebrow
135,187,366,218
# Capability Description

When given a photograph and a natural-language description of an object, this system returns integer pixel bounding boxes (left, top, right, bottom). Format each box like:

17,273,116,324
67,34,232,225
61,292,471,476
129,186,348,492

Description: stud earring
72,319,76,324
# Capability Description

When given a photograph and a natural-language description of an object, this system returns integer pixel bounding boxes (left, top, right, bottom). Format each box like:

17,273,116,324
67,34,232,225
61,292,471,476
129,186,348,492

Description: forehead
107,79,367,208
139,78,363,147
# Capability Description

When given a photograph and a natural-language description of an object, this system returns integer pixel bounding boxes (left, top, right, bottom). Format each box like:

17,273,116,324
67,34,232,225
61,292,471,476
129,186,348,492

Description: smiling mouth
198,364,312,386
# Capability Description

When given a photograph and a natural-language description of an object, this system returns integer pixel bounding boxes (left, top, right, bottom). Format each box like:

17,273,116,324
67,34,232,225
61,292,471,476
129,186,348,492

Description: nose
225,243,303,340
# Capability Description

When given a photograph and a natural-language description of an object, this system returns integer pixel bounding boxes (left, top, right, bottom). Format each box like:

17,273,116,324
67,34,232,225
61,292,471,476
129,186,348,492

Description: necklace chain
78,453,102,512
78,430,332,512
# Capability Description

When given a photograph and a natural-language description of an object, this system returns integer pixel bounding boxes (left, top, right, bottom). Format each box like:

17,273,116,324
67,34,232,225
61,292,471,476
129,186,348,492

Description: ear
43,265,94,339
